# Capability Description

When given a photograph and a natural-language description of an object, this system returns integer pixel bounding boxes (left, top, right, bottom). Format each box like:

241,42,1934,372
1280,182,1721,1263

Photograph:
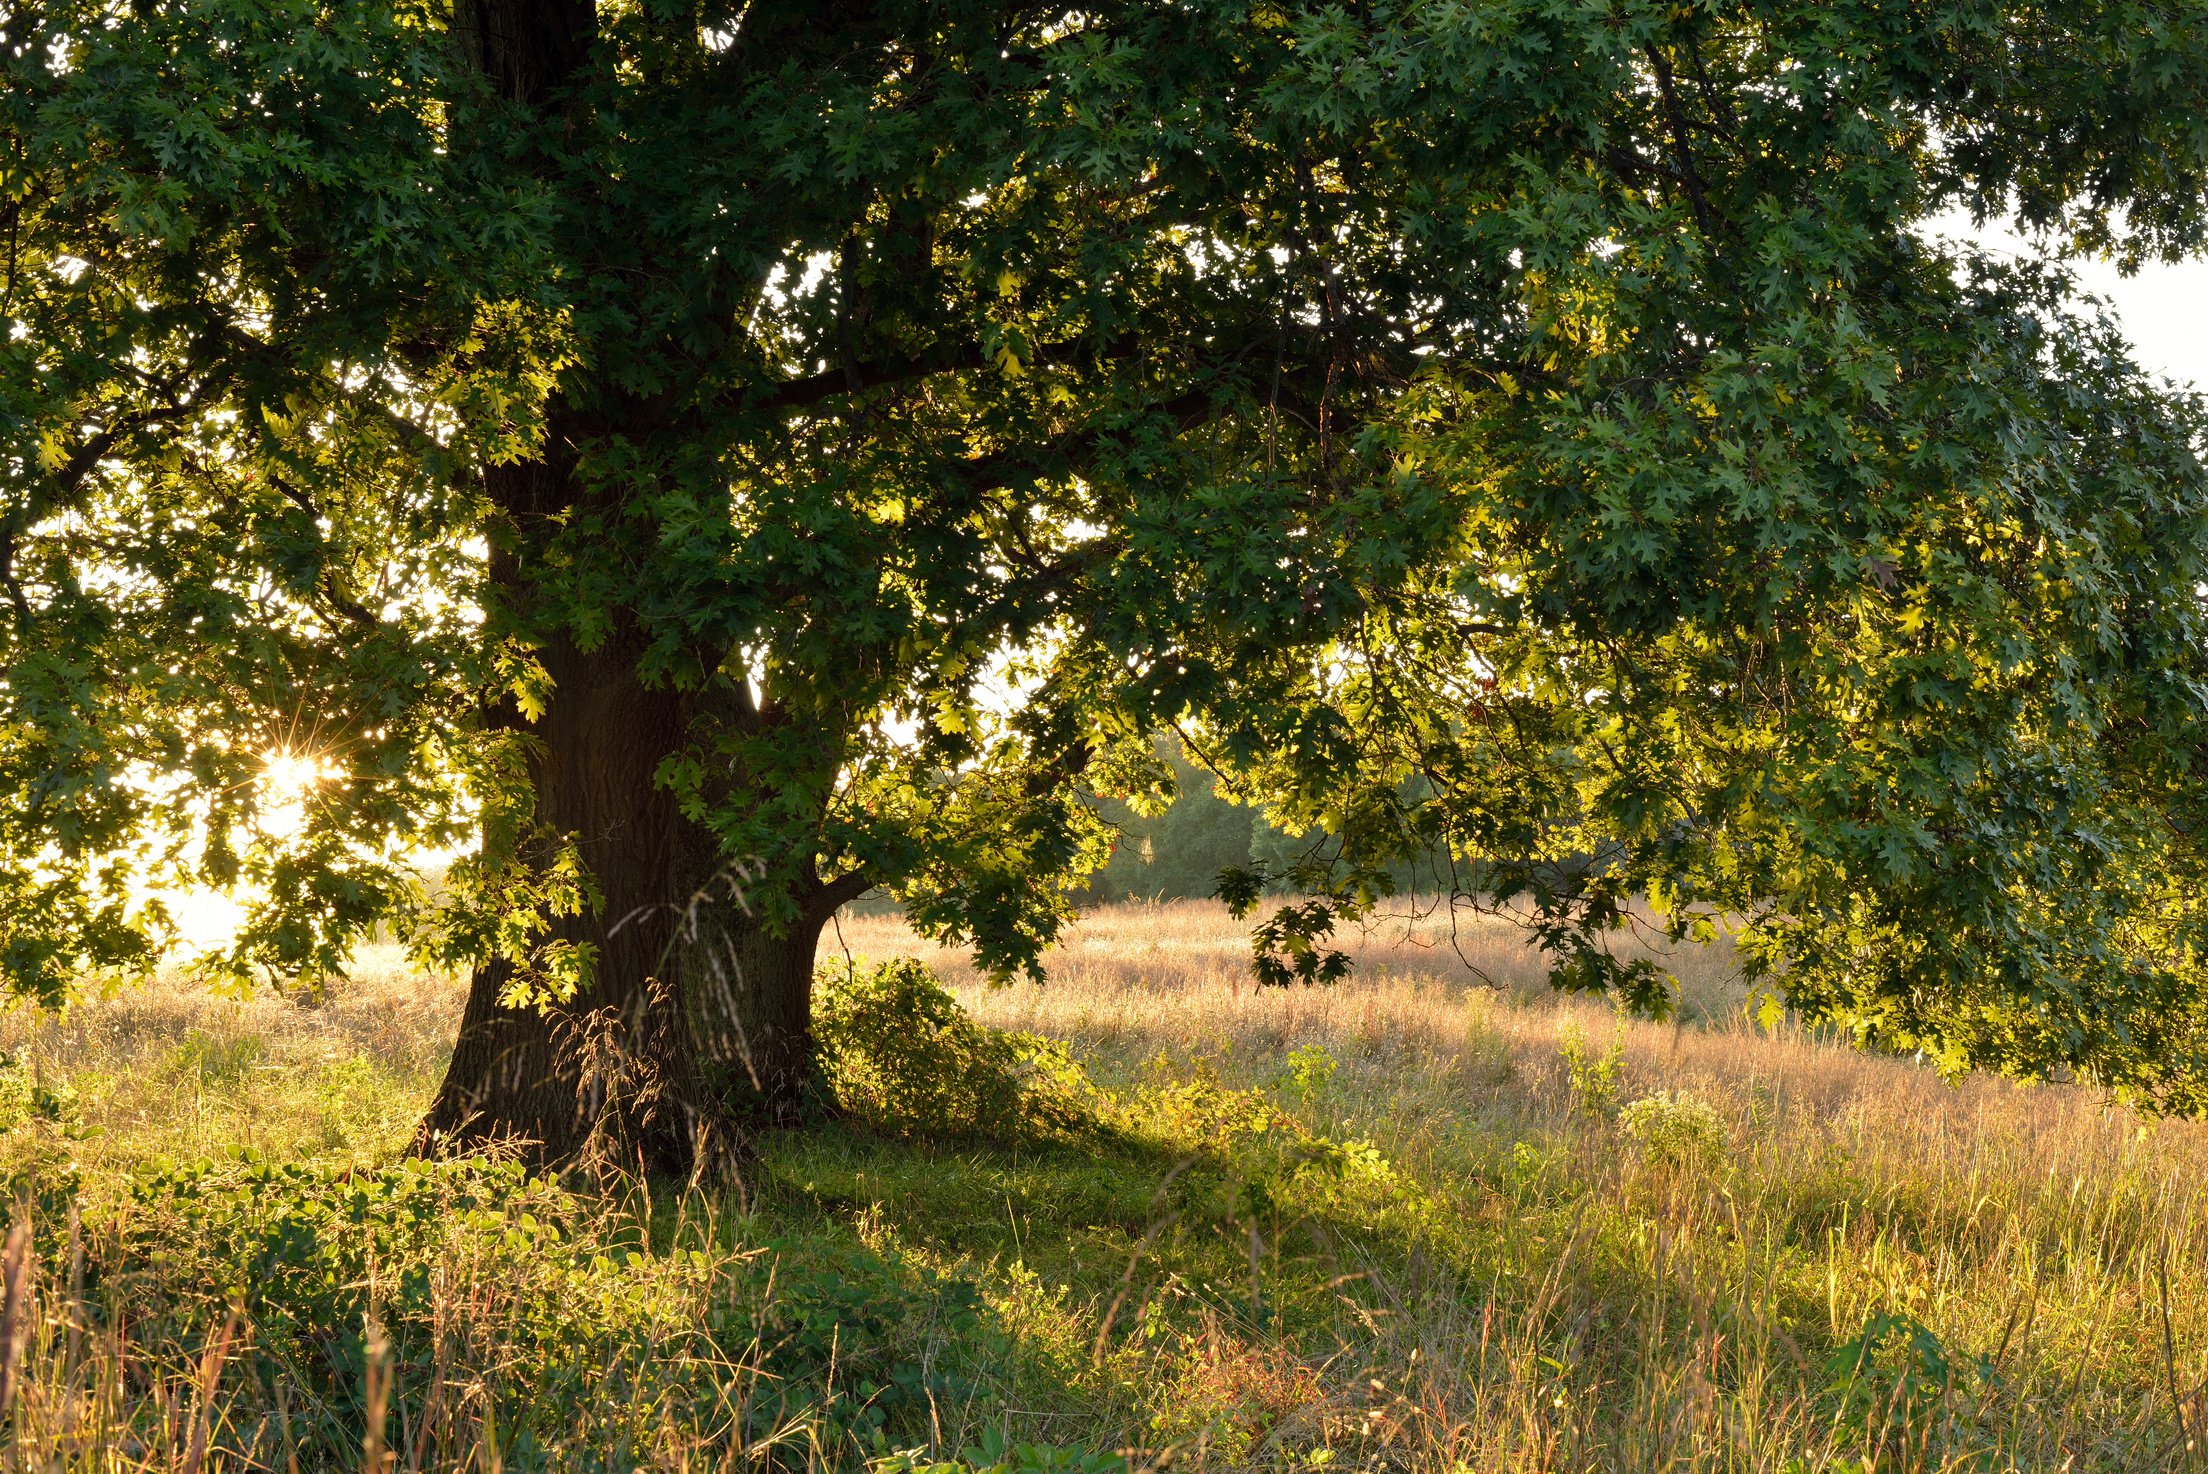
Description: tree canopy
5,0,2208,1160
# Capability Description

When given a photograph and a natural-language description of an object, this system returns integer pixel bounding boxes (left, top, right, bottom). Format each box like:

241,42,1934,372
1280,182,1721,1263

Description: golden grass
836,899,2208,1471
832,896,1747,1014
0,951,465,1171
0,899,2201,1468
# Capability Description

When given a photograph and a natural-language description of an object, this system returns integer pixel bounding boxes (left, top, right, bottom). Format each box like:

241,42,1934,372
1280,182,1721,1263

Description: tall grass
842,900,2208,1470
0,900,2195,1468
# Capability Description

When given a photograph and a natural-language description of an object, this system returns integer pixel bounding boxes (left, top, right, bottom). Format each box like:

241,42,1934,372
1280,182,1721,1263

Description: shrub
0,1052,78,1132
1278,1042,1338,1106
814,958,1092,1139
1618,1089,1728,1169
1558,1020,1624,1118
125,1154,593,1357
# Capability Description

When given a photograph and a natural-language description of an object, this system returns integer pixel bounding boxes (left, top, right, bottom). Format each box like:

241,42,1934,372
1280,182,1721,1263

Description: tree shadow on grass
708,1096,2187,1474
726,1094,1554,1467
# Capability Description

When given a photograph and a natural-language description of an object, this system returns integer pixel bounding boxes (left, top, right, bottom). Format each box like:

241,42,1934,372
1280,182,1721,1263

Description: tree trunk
417,0,844,1178
414,444,834,1174
415,449,838,1174
416,627,832,1175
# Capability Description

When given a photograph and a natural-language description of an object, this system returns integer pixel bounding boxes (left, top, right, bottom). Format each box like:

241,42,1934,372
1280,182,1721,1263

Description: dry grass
832,896,1748,1017
0,951,464,1172
834,899,2208,1472
0,899,2198,1469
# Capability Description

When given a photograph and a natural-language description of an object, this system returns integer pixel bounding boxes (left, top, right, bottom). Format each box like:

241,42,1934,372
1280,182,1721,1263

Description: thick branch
740,338,994,415
269,475,380,629
47,402,196,504
950,386,1219,493
1647,44,1720,241
739,329,1134,416
810,870,877,920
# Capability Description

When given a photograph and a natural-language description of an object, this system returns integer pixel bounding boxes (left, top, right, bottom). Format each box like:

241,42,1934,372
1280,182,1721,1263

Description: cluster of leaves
0,0,509,995
1215,862,1360,988
1617,1089,1729,1170
1162,1,2208,1105
814,957,1095,1139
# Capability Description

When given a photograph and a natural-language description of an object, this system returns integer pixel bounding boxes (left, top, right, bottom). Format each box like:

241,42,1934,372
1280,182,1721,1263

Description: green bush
0,1052,79,1132
1558,1020,1624,1118
125,1154,591,1357
1618,1089,1728,1169
814,958,1092,1139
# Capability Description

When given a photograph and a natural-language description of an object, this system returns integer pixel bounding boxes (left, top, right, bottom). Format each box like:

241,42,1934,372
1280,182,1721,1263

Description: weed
166,1029,266,1084
1558,1018,1625,1118
1821,1310,1997,1466
1278,1043,1338,1107
1617,1089,1728,1170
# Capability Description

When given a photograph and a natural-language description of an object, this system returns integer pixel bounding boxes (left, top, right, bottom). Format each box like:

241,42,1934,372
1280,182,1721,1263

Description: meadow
0,899,2201,1470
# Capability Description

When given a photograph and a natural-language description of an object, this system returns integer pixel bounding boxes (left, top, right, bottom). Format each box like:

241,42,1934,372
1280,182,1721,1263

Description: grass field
0,899,2203,1470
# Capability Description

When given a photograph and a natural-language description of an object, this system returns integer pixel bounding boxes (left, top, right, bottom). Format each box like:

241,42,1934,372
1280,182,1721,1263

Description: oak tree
6,0,2208,1169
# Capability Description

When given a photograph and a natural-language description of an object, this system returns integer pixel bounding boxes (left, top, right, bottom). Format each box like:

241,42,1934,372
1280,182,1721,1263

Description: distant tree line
1080,745,1276,904
1079,743,1454,906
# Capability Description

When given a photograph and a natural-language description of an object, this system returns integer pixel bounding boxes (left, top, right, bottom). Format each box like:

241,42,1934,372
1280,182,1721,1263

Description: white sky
1930,211,2208,391
2071,256,2208,391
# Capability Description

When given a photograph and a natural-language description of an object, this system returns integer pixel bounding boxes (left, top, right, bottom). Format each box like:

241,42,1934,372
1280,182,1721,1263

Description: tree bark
415,620,834,1174
451,0,595,110
416,0,848,1177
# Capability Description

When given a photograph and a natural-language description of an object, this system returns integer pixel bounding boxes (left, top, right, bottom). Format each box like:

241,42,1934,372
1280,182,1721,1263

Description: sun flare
257,746,330,841
147,747,335,954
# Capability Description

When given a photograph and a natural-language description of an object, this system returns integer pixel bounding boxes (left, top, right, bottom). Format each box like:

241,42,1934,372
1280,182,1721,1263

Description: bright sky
2070,255,2208,390
167,752,329,950
1930,210,2208,391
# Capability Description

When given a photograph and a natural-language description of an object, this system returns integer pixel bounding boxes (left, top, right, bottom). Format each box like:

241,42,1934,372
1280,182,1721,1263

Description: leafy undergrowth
1,929,2207,1469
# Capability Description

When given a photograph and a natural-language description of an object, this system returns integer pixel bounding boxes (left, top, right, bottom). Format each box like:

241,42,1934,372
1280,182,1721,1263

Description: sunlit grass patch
0,906,2205,1467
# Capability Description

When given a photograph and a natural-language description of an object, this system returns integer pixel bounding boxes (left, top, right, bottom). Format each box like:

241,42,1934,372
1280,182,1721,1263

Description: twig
2163,1240,2194,1467
0,1216,32,1421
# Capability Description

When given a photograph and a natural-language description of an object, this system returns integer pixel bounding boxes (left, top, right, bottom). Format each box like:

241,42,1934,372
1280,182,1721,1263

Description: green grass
1,904,2206,1470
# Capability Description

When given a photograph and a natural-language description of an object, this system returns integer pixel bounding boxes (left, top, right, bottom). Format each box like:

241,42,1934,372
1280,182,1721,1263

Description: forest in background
1081,744,1296,906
